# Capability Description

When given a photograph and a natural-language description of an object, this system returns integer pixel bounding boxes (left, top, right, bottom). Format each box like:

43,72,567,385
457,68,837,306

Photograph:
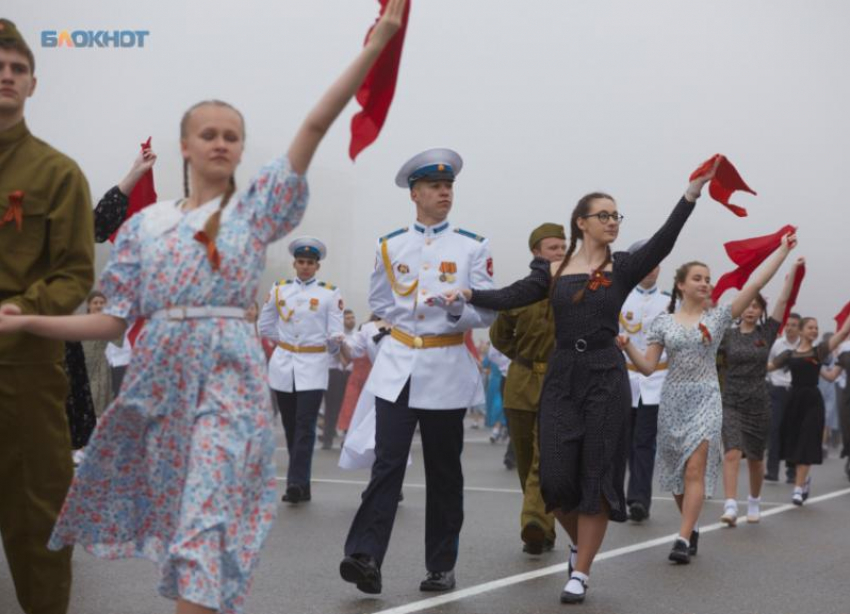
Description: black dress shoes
419,570,456,592
521,522,547,555
668,539,690,564
340,554,382,594
281,484,311,504
628,502,649,522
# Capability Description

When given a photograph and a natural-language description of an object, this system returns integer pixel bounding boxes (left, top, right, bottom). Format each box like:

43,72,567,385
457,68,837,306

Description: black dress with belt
470,197,694,521
776,343,830,465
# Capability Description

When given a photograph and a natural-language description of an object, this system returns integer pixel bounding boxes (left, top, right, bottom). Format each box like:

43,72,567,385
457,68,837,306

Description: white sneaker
746,497,761,523
720,499,738,527
792,488,803,506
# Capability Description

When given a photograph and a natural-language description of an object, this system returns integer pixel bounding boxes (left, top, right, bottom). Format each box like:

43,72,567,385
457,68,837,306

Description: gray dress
718,317,781,459
647,304,733,496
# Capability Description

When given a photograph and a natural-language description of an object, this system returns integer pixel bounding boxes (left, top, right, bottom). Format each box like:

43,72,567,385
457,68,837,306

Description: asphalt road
2,423,849,614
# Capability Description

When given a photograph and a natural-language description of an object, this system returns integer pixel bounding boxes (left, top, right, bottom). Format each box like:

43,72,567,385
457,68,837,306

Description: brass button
413,336,424,349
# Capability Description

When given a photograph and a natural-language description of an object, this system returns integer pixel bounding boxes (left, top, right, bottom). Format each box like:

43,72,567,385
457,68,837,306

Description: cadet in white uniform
340,149,495,595
619,239,669,522
259,236,344,503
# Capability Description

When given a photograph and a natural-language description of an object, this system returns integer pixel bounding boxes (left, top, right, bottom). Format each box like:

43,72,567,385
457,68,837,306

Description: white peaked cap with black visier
395,148,463,188
288,236,327,261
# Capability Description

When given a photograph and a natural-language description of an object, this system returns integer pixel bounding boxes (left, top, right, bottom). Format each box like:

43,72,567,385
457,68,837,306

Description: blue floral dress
48,156,308,614
647,304,733,496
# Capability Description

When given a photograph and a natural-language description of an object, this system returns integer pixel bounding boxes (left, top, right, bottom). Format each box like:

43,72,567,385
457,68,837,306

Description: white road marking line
274,477,786,505
367,486,850,614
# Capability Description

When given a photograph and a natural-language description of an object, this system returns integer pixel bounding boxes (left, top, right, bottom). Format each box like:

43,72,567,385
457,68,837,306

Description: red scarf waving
117,138,158,346
712,225,795,302
778,263,806,335
349,0,411,161
835,300,850,330
690,154,756,217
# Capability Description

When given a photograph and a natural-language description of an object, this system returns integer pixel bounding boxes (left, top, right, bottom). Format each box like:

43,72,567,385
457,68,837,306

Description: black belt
556,335,616,353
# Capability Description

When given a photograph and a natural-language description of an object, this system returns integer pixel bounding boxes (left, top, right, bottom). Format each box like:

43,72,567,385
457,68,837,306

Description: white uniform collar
413,219,450,237
635,284,658,295
295,277,317,286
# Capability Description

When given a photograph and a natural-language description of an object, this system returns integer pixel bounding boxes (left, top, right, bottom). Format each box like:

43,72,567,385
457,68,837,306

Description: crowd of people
2,5,849,613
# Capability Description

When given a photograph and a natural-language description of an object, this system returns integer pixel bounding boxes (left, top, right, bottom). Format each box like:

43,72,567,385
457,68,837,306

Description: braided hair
549,192,615,304
667,261,709,313
179,100,245,245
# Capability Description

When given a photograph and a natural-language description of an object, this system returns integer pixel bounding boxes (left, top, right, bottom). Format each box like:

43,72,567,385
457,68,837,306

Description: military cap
288,236,327,261
528,223,566,251
395,148,463,188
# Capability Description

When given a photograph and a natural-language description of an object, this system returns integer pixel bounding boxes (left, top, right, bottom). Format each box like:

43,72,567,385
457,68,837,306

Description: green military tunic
489,299,557,545
0,118,93,614
490,299,555,411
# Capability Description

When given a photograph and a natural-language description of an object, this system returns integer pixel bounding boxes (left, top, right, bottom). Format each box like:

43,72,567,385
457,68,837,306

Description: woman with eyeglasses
440,161,718,604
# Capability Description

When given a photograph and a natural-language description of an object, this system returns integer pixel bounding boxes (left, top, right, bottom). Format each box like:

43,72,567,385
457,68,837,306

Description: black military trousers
276,388,325,488
321,369,350,448
344,381,466,572
626,399,659,510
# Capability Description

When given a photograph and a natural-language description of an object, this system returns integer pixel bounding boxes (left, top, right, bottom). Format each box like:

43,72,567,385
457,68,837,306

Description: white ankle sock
724,498,738,513
793,486,803,495
677,535,689,546
748,496,761,516
565,571,588,594
692,523,700,533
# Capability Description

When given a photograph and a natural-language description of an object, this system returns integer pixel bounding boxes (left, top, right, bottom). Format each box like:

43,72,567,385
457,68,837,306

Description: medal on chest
439,261,457,283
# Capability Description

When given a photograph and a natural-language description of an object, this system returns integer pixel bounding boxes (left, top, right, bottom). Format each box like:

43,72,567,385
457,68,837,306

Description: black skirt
779,386,824,466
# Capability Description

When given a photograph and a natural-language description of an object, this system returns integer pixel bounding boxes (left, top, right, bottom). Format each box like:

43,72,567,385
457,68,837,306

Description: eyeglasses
582,212,625,224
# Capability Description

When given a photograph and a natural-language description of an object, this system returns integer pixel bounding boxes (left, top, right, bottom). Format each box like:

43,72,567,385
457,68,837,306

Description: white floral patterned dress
48,156,308,614
647,304,733,496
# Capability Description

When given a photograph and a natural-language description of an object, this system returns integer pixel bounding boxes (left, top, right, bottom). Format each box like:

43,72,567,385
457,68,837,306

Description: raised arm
94,147,157,242
769,256,804,322
731,233,796,320
287,0,406,174
828,313,850,353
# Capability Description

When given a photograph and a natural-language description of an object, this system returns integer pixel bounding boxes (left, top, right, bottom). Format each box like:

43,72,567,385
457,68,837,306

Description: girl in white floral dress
622,233,796,564
0,3,408,613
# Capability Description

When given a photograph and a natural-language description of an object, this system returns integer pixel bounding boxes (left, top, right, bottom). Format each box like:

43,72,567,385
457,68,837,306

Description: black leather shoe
281,484,311,504
688,530,699,556
522,539,555,555
669,539,690,564
340,554,382,594
560,575,588,604
628,502,649,522
521,522,546,555
419,570,455,592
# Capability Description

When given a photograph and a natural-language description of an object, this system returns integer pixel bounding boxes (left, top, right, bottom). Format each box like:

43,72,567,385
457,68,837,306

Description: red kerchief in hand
835,300,850,330
778,263,806,335
690,154,756,217
109,137,157,243
711,225,795,302
349,0,411,161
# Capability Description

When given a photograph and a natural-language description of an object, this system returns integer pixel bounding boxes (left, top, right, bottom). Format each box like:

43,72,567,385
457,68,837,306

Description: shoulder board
661,290,672,297
318,281,337,291
276,278,293,286
379,227,408,243
454,228,486,242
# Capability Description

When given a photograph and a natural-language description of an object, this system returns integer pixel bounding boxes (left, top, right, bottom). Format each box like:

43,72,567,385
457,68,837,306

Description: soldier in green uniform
0,19,94,614
489,223,566,555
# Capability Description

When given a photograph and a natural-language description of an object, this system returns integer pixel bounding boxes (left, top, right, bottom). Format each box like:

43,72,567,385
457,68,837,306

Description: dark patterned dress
776,343,830,465
718,317,781,459
64,341,97,449
470,198,694,521
93,186,129,243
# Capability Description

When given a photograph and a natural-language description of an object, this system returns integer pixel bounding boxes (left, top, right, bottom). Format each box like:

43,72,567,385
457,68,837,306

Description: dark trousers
321,369,350,448
276,389,324,488
626,399,659,510
0,363,73,614
344,381,465,571
766,384,795,478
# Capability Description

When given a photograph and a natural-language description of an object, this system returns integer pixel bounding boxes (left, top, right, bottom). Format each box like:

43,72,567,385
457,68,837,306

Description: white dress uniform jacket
366,220,496,409
259,277,344,392
620,285,669,407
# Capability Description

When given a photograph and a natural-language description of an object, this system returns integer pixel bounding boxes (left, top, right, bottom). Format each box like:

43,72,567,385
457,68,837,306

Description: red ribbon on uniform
778,263,806,335
349,0,411,161
690,154,756,217
711,225,795,302
1,190,24,232
193,230,222,271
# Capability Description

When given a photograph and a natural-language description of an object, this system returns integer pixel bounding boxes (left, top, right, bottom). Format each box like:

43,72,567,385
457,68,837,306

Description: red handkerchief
835,300,850,330
349,0,411,161
109,137,158,242
778,263,805,335
712,225,795,302
690,154,756,217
